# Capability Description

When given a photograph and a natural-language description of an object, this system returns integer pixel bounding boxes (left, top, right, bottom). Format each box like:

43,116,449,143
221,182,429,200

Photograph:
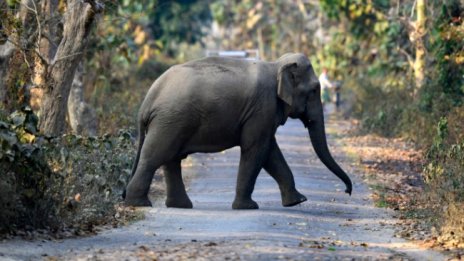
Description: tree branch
39,0,103,135
397,47,414,69
18,0,50,65
50,52,83,66
410,0,417,18
5,38,48,66
18,0,36,13
84,0,104,13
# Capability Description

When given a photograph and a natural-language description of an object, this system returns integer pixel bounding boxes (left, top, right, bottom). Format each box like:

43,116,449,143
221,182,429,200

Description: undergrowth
351,77,464,247
347,1,464,247
0,107,135,235
351,77,464,249
423,108,464,247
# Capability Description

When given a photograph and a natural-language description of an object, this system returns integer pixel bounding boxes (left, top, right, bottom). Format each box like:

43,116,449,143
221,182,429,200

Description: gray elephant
123,53,352,209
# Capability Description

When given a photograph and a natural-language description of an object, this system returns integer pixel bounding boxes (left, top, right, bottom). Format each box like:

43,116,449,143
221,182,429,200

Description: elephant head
276,53,353,195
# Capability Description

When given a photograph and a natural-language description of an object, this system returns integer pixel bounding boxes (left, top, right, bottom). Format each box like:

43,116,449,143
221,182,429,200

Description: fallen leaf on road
138,245,149,251
204,242,217,247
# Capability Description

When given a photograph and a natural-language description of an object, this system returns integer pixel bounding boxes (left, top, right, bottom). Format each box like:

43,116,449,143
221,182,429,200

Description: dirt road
0,117,445,260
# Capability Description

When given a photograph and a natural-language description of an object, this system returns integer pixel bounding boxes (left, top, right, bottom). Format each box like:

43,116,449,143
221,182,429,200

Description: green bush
0,107,58,232
423,108,464,246
0,108,135,234
46,130,134,229
348,73,413,137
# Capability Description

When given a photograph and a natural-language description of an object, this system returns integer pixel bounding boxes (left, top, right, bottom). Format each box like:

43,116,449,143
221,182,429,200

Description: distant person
334,80,342,110
319,68,333,109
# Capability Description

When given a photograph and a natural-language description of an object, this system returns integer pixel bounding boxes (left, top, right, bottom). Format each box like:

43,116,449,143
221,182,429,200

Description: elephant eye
291,73,296,82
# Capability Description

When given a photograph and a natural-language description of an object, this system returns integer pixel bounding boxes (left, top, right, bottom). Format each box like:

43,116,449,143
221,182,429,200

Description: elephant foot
125,197,152,207
282,191,307,207
166,196,193,209
232,198,259,209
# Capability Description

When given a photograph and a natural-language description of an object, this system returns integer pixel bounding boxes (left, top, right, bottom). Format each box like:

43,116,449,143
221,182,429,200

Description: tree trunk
0,0,39,112
413,0,426,97
39,0,59,59
30,0,59,116
257,27,266,60
0,42,15,108
39,0,102,135
67,62,97,135
32,0,59,87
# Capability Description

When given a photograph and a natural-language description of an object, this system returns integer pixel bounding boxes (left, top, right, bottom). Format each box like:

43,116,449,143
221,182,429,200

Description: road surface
0,118,444,260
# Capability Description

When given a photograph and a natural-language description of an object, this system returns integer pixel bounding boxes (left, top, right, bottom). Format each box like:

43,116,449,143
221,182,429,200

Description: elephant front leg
163,159,193,209
232,143,271,210
263,137,307,207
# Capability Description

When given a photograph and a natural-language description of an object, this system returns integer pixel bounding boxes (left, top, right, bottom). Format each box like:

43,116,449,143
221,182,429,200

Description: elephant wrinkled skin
123,53,352,209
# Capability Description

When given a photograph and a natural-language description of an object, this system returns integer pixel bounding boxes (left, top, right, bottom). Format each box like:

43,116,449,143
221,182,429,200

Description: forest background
0,0,463,249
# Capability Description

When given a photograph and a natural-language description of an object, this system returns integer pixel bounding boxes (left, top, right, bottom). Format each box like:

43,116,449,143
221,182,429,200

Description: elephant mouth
299,107,312,128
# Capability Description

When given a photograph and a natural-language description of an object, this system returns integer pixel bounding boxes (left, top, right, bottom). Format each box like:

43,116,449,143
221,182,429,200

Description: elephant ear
277,63,297,106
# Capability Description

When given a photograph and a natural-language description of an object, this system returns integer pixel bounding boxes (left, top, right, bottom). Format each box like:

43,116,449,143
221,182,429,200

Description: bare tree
0,0,35,111
67,62,97,135
0,1,12,105
413,0,426,96
0,42,15,106
39,0,103,135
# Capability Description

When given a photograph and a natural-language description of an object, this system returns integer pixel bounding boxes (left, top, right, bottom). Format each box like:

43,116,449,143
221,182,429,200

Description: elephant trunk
301,104,353,195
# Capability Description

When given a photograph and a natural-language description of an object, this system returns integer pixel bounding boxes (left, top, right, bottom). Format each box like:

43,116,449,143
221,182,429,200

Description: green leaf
24,112,39,134
5,149,15,161
0,131,18,146
0,121,9,129
24,122,37,134
20,144,38,157
60,147,69,163
22,189,36,198
9,111,26,128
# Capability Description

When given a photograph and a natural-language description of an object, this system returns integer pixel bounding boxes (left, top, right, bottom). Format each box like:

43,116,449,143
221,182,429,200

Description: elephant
123,53,352,209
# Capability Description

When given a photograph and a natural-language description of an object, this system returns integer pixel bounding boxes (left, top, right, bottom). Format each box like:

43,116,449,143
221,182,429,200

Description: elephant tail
132,114,148,178
123,115,147,199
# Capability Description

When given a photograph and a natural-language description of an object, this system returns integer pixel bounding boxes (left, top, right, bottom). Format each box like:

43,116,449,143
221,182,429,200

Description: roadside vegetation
0,0,463,252
318,0,464,249
0,0,208,237
0,107,137,236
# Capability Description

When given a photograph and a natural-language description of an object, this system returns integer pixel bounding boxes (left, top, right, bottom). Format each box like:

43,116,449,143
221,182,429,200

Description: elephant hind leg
124,126,185,207
163,159,193,208
124,156,159,207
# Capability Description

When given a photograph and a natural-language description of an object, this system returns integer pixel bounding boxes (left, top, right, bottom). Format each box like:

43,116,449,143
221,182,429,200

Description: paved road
0,118,444,260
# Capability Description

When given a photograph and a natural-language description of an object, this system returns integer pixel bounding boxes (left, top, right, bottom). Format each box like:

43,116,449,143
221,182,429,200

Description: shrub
0,107,58,232
45,130,135,229
349,73,413,137
0,108,135,234
423,107,464,247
